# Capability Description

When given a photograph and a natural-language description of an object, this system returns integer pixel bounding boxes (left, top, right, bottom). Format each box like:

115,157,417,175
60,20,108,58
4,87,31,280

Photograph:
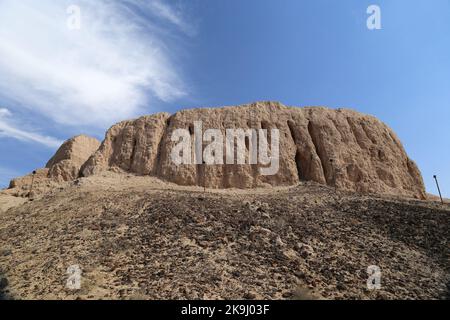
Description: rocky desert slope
0,173,448,300
0,102,447,300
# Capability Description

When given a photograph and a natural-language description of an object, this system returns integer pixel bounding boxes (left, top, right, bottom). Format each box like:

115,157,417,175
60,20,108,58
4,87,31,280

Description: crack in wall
287,120,303,181
346,117,365,150
154,115,173,176
129,138,137,171
307,121,330,185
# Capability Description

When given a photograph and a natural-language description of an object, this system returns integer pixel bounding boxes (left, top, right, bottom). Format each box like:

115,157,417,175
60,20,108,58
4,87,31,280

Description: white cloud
0,0,191,128
0,108,12,117
0,108,62,148
143,0,196,35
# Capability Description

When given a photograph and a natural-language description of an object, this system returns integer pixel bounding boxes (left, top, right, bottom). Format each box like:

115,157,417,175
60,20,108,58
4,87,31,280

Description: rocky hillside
6,102,426,199
1,102,440,300
0,173,448,300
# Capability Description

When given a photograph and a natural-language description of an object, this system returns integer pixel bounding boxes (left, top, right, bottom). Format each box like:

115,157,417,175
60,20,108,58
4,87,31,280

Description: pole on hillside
29,170,37,199
433,175,444,204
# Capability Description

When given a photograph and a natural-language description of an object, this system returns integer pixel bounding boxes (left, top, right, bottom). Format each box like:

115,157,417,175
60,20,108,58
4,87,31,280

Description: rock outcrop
80,102,426,199
8,135,100,196
46,135,101,182
80,114,169,177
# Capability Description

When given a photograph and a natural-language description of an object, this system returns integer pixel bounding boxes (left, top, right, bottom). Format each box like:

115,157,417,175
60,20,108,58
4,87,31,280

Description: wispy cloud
143,0,196,35
0,0,192,128
0,108,62,148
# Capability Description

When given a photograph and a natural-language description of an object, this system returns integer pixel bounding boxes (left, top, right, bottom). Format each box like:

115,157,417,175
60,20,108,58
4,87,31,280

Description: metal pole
29,170,37,199
433,175,444,204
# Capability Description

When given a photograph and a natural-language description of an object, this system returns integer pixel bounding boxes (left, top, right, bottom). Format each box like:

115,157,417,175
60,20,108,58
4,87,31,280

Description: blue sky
0,0,449,197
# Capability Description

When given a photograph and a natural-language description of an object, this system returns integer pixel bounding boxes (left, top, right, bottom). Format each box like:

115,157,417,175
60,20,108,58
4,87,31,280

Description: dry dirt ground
0,172,449,300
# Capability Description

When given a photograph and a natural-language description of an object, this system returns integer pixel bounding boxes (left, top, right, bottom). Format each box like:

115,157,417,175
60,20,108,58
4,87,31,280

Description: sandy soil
0,195,27,214
0,172,449,300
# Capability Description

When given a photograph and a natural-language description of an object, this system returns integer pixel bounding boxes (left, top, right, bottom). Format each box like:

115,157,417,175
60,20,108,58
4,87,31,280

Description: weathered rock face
46,135,101,182
80,113,170,177
81,102,426,199
8,135,100,195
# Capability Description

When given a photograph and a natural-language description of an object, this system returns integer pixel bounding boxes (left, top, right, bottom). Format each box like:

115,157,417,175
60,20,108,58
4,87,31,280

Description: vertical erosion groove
360,121,377,144
406,159,422,192
154,115,172,176
287,120,303,180
261,121,271,142
347,117,365,150
129,138,137,171
307,121,329,184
